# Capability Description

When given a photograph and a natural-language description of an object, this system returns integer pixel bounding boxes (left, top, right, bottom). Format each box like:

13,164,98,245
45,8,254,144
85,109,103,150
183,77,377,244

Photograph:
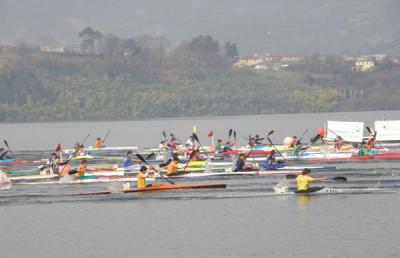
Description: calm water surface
1,111,400,258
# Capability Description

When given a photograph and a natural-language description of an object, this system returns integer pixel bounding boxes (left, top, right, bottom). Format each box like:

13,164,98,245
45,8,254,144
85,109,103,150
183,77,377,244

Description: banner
326,121,364,142
375,120,400,141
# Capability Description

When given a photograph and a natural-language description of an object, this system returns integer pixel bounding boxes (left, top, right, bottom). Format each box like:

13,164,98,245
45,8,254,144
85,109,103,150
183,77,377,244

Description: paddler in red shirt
310,128,326,144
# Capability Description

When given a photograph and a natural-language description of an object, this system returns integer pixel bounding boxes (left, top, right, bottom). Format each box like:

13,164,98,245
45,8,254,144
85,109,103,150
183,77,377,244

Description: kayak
15,176,156,185
0,159,46,165
309,154,400,163
71,155,95,160
162,170,302,179
63,146,138,155
285,187,397,195
77,183,227,195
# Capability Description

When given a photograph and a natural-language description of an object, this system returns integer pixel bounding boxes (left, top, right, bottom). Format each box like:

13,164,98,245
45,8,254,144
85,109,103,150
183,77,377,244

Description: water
1,110,400,258
1,110,399,151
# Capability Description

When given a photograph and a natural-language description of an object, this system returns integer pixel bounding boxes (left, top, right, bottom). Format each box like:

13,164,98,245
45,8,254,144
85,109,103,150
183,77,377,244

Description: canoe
77,183,227,195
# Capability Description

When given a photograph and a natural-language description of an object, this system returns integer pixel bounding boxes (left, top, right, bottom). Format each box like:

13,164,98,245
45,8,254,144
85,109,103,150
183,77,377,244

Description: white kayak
161,170,302,179
63,146,138,154
277,187,397,195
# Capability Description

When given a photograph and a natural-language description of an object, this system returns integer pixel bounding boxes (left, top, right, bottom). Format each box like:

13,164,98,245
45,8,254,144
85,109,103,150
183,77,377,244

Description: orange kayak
78,183,227,196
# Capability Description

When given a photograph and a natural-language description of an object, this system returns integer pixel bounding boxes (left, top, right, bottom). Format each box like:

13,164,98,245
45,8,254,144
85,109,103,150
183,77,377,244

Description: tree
224,42,239,60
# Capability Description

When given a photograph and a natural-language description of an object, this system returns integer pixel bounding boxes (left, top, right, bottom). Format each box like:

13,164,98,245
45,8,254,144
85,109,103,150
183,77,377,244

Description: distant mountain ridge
0,0,399,55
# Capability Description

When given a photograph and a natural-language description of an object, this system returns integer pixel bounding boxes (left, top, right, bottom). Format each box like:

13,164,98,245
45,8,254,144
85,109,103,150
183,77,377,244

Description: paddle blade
146,153,155,160
135,154,148,164
3,140,9,148
229,129,233,138
286,174,297,179
193,126,197,134
192,133,200,144
366,126,372,134
332,176,347,182
162,131,167,138
267,137,273,145
267,130,274,137
233,131,237,140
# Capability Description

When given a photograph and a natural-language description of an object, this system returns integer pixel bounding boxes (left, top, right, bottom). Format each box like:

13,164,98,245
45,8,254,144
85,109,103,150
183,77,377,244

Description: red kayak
0,159,46,165
78,183,227,196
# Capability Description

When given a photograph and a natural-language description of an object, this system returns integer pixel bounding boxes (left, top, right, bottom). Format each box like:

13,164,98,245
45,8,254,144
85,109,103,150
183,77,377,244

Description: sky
1,0,399,55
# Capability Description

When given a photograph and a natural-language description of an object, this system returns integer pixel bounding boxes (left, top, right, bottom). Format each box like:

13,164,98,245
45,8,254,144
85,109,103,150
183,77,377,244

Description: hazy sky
1,0,399,54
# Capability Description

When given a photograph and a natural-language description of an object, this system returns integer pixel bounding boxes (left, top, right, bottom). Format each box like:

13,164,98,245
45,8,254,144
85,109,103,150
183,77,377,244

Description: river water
1,110,400,258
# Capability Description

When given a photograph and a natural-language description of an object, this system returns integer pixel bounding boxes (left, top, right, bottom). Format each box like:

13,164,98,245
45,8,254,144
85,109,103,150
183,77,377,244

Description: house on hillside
233,55,263,68
352,57,375,72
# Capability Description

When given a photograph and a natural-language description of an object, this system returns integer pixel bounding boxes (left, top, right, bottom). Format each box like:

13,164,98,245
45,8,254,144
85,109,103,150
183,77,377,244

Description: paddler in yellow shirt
166,156,180,175
74,159,96,177
137,165,155,189
296,168,327,193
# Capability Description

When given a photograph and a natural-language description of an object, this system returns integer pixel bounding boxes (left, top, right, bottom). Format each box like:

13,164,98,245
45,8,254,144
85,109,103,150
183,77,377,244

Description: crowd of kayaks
1,134,400,196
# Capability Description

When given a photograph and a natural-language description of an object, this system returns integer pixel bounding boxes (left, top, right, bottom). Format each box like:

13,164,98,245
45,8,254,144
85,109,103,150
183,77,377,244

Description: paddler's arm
311,177,328,182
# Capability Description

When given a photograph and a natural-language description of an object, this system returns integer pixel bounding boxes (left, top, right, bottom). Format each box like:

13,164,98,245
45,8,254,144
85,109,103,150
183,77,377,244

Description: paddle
162,130,167,139
298,129,309,142
3,140,15,158
145,153,155,160
81,134,90,146
192,133,209,157
136,153,175,185
102,129,111,146
169,133,183,143
267,137,287,162
228,129,233,142
285,174,347,182
233,131,237,149
183,149,197,173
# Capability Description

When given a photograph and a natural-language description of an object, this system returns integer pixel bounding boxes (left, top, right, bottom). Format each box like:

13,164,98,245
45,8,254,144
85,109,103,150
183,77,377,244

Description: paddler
73,143,85,156
186,135,196,149
137,165,156,189
216,139,224,153
123,151,135,168
296,168,327,193
289,136,298,148
166,156,180,175
357,144,366,156
223,141,233,152
95,137,104,149
0,147,12,160
262,150,285,170
310,128,326,144
334,136,344,150
49,156,61,175
233,153,254,172
293,141,308,156
71,159,96,177
366,135,376,151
